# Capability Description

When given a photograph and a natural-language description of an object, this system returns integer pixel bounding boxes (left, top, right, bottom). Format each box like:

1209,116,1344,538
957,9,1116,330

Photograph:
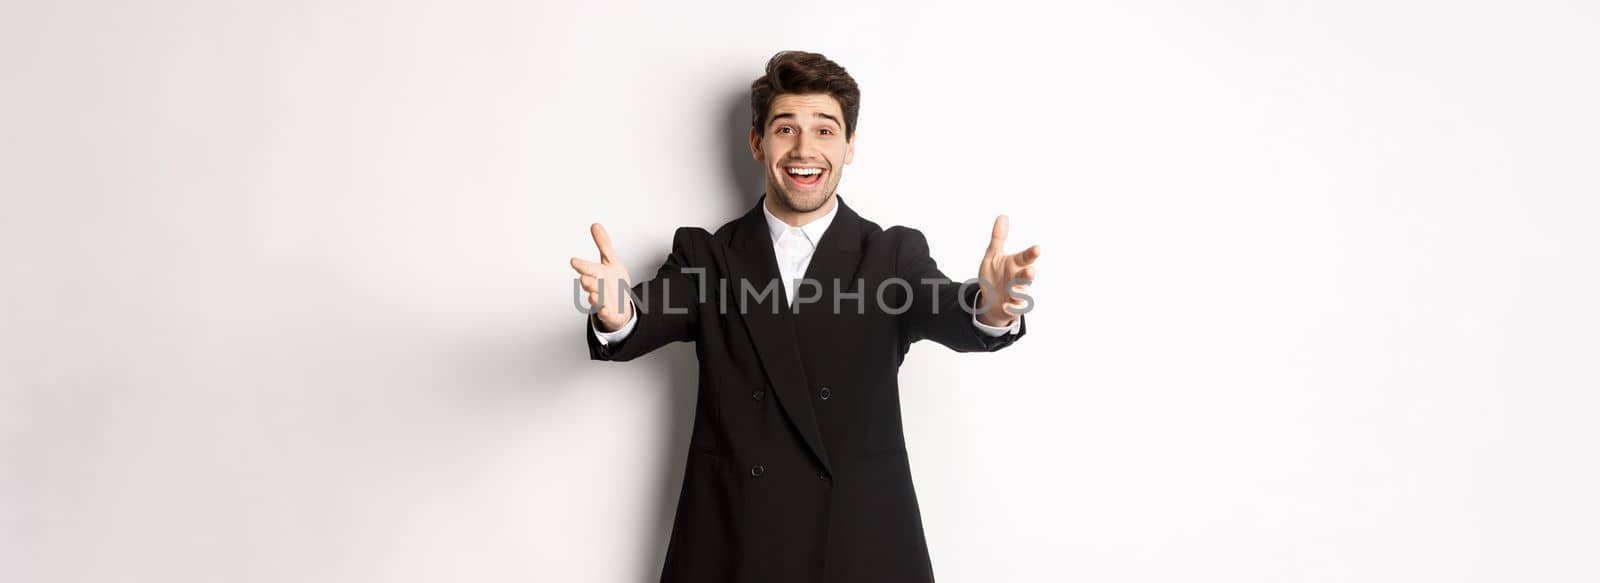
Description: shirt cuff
592,310,638,345
972,312,1021,337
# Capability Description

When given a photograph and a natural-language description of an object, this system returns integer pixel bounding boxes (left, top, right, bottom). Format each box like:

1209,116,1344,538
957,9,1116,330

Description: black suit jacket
587,195,1026,582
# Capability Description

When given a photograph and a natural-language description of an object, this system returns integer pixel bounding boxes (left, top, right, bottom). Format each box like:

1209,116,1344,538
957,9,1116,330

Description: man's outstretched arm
897,215,1040,353
571,224,703,362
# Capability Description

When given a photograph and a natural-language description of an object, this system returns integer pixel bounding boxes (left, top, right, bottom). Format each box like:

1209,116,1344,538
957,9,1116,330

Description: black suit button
752,389,765,401
750,465,765,477
819,387,831,400
818,470,830,481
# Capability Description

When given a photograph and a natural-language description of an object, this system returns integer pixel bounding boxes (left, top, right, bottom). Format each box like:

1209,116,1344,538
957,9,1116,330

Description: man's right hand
570,223,634,332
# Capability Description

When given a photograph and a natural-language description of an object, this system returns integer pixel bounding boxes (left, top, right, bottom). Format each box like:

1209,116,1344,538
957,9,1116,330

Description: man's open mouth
783,166,826,188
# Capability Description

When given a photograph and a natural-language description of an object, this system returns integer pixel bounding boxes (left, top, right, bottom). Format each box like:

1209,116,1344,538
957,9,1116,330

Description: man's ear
749,127,764,161
844,131,856,165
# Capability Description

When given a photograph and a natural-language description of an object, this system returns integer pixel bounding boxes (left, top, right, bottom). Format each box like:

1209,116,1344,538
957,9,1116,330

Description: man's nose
793,131,819,157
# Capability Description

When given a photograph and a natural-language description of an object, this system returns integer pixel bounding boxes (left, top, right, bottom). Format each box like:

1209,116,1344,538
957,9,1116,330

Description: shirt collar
762,195,839,247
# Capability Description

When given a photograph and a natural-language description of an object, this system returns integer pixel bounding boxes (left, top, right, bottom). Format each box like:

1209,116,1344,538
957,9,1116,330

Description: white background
3,1,1597,581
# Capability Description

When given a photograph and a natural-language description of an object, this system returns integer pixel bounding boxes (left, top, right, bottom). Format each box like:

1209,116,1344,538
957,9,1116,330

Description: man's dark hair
750,51,860,141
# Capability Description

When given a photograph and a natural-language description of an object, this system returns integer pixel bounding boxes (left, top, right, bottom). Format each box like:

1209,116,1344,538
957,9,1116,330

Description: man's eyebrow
767,111,842,127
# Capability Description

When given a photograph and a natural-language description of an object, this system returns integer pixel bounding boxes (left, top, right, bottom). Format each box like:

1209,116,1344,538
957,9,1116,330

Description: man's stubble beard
770,180,837,215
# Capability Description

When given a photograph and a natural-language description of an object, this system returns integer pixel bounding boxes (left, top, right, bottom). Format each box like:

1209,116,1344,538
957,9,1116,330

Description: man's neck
764,193,837,228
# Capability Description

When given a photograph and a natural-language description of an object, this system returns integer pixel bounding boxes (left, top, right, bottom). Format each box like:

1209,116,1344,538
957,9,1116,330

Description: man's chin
773,189,833,214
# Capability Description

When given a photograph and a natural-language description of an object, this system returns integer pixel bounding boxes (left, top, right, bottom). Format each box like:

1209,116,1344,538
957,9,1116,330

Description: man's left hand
975,214,1041,328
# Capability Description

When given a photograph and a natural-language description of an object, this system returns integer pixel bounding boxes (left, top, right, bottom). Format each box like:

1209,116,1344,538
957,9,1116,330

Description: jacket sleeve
894,226,1027,353
585,227,707,362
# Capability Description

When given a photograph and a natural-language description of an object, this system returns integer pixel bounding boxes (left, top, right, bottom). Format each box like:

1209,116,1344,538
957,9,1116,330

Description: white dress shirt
594,199,1020,344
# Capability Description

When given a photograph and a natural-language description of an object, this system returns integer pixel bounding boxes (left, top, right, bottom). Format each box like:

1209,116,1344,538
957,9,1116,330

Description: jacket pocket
662,442,742,582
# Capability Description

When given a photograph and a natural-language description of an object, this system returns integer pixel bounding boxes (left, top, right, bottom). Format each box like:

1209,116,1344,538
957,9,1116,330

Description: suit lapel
790,196,864,318
722,195,864,476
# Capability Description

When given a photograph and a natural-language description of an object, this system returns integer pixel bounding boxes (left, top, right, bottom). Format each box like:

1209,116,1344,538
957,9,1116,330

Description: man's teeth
786,168,822,176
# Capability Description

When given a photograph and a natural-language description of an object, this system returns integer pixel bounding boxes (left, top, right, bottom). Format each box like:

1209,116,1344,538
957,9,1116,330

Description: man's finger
591,223,618,263
986,215,1009,257
1010,244,1042,267
570,257,603,276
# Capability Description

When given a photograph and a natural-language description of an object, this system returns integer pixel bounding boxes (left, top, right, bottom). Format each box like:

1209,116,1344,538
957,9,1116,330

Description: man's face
749,93,855,215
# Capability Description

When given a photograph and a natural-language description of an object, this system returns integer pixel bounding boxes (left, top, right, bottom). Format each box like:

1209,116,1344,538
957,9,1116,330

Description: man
569,51,1041,582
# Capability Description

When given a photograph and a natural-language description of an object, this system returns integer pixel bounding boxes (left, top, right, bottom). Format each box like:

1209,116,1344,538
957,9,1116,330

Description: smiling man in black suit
569,50,1041,582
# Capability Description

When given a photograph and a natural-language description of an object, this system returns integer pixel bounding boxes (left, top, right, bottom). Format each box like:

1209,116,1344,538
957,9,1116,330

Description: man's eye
820,128,833,135
777,126,794,134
